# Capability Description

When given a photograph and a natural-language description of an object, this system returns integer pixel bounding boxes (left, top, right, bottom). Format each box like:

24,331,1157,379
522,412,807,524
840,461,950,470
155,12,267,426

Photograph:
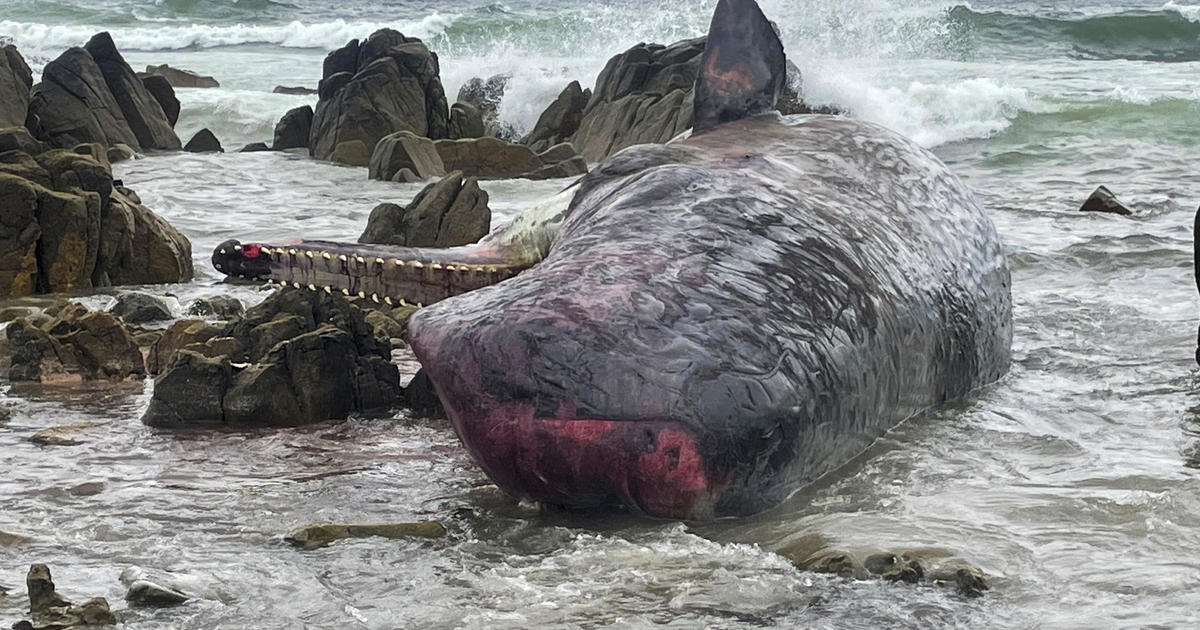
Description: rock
329,140,369,166
391,168,419,183
186,295,244,320
0,530,32,547
184,128,223,153
144,64,219,88
272,105,313,151
367,130,445,182
448,101,484,139
0,45,33,128
537,142,579,165
9,303,146,381
273,85,318,95
238,142,270,153
285,521,446,550
67,481,105,496
776,536,988,595
110,291,171,324
30,422,96,446
125,580,188,607
403,368,443,416
18,566,118,629
432,136,543,179
139,73,179,127
1079,185,1132,216
99,184,194,286
87,33,181,151
524,81,589,153
145,319,223,374
27,564,72,614
106,143,135,163
457,74,512,140
27,46,141,150
525,155,588,181
571,35,810,162
359,171,490,247
0,126,43,156
364,309,404,340
310,29,450,164
142,289,401,427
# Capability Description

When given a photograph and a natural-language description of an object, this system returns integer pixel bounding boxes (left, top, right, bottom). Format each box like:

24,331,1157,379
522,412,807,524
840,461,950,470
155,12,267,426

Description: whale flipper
692,0,787,134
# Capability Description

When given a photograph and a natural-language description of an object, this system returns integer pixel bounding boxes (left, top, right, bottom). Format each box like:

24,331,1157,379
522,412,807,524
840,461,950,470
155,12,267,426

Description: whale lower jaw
444,400,725,520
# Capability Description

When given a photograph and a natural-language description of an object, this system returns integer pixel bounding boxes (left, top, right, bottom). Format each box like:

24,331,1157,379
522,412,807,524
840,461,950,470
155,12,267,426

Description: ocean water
2,0,1200,628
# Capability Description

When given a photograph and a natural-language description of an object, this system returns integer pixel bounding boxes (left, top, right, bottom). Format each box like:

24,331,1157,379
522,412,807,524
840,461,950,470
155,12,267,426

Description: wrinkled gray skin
408,113,1013,519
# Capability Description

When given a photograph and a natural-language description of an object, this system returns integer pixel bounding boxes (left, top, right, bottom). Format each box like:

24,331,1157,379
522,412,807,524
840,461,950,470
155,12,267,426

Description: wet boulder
143,64,219,88
98,184,194,286
359,170,490,247
8,303,147,381
273,104,313,150
1079,185,1133,216
110,291,172,324
0,45,33,128
186,295,244,320
524,80,589,153
457,74,513,140
285,521,446,550
367,129,445,181
0,126,45,155
107,143,135,163
433,136,587,180
125,580,188,607
273,85,317,95
309,29,450,165
86,33,181,151
17,564,117,629
145,318,225,375
142,289,402,428
184,128,223,153
238,142,270,152
448,101,485,139
139,73,179,127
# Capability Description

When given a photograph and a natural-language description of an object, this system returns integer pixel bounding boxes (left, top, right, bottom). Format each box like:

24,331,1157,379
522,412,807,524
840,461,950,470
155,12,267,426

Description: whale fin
692,0,787,134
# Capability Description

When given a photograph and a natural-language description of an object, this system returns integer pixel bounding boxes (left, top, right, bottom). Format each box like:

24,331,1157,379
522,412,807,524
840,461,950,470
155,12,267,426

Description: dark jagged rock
524,80,589,153
273,105,313,150
186,295,244,320
1079,185,1133,216
144,64,219,88
145,319,225,375
571,35,811,161
0,127,44,155
28,46,142,150
359,171,490,247
403,368,444,417
20,564,117,629
448,101,484,140
183,128,223,153
139,73,180,127
142,289,402,427
457,74,512,140
8,303,147,381
238,142,270,152
86,33,181,151
273,85,317,95
0,147,193,294
110,291,172,324
367,130,445,182
310,29,450,165
0,45,33,128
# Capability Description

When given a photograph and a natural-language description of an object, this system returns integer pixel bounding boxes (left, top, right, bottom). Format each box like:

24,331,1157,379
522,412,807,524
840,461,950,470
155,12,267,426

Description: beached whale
213,0,1012,519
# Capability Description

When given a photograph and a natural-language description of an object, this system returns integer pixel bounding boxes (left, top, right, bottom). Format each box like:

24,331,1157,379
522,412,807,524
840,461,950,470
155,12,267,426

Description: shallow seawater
4,0,1200,627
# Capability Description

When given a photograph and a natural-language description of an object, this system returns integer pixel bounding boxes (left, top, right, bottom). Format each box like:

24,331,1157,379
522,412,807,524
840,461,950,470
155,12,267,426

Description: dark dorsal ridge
692,0,787,135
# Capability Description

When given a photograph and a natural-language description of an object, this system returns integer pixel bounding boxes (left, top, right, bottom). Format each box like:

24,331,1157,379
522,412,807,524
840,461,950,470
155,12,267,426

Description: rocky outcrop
139,73,180,127
0,45,33,128
309,29,450,165
8,303,145,382
359,171,490,247
524,80,589,153
143,64,219,88
1080,185,1132,216
142,289,402,427
433,136,587,180
570,36,812,162
15,564,118,629
448,101,485,139
0,126,44,155
110,291,172,324
457,74,513,140
145,319,228,375
184,128,223,153
367,130,445,182
0,147,192,296
27,32,180,151
273,105,313,150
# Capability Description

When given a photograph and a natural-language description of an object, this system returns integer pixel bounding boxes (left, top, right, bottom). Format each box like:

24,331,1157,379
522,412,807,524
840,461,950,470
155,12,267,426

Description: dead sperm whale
213,0,1012,519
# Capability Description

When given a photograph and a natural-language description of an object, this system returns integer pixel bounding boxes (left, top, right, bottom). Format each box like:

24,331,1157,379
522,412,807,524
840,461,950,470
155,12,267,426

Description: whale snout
439,398,724,519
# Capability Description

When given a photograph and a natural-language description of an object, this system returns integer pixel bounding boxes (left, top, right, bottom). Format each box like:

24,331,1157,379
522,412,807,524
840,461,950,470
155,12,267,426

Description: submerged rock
310,29,450,164
30,422,97,446
183,128,223,153
1079,185,1133,216
143,64,219,88
285,521,446,550
273,104,313,151
142,289,402,427
238,142,270,153
125,580,188,607
186,295,244,320
0,529,32,547
110,291,172,324
776,536,989,597
359,170,490,247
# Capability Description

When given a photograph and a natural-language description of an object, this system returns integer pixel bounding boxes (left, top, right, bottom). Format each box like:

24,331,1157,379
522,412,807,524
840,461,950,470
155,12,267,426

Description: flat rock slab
29,422,96,446
285,521,446,550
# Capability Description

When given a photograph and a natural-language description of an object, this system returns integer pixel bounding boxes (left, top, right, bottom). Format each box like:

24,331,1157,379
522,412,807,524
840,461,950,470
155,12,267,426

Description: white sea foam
1162,1,1200,22
0,14,457,54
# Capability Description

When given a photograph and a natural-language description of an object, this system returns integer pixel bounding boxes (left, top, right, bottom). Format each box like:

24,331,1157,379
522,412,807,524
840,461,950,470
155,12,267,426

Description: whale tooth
261,247,272,255
323,286,332,294
399,299,409,307
341,288,350,295
371,293,380,303
431,263,443,270
486,265,497,273
393,259,403,266
307,283,315,291
357,291,366,299
383,296,393,305
322,252,332,260
415,302,423,308
305,251,313,258
375,257,384,265
339,254,348,262
218,248,226,255
292,282,301,289
288,248,297,255
234,245,242,252
355,256,365,264
411,261,424,269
